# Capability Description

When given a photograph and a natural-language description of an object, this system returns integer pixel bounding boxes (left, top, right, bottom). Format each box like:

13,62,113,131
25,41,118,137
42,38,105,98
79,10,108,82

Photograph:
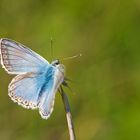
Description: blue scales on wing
0,38,49,74
8,72,46,109
8,65,64,118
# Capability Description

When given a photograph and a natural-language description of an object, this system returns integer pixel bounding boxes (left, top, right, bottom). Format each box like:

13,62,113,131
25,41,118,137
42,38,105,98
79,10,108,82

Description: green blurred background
0,0,140,140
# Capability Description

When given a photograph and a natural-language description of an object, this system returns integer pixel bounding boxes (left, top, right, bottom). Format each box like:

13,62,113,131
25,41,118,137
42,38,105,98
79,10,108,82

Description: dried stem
60,86,76,140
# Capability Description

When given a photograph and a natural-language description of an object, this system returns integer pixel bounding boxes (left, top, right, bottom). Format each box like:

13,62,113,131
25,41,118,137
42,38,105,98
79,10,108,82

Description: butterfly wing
38,65,64,119
0,38,49,74
8,72,47,109
0,38,65,119
8,65,64,118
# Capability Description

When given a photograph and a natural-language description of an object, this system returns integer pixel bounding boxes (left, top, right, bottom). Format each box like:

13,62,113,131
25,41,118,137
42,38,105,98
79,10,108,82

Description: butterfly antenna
62,53,82,61
50,37,54,61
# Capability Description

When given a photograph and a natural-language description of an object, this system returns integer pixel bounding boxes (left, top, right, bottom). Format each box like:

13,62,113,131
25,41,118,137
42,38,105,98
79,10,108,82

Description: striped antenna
62,53,82,61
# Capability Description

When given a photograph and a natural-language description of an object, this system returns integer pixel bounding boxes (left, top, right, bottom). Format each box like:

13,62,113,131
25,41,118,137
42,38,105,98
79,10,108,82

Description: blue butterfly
0,38,65,119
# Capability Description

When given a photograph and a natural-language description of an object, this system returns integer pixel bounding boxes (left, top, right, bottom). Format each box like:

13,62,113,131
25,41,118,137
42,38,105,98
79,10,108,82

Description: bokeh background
0,0,140,140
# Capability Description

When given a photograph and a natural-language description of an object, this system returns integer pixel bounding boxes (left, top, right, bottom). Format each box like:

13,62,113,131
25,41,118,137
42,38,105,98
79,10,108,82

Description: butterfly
0,38,66,119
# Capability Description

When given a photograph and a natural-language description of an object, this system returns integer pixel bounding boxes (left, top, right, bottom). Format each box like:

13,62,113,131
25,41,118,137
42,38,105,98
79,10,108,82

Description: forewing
38,66,64,119
0,38,49,74
8,72,46,109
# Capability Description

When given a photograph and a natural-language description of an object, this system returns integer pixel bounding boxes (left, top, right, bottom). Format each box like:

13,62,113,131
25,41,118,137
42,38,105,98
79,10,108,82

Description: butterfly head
51,59,65,74
51,59,60,66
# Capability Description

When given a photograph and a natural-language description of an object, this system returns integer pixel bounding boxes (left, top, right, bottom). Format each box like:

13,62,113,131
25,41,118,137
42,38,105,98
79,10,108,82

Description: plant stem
60,86,76,140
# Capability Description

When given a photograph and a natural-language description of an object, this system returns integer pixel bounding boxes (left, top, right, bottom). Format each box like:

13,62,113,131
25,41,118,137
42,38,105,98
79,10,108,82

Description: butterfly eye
51,59,60,66
55,62,59,65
